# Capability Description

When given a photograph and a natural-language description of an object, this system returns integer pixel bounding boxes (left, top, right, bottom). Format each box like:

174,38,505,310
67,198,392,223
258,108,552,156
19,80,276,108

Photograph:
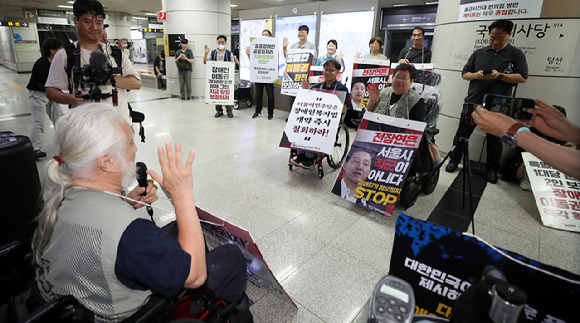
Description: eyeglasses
393,75,410,81
490,35,507,41
82,13,105,25
324,69,338,73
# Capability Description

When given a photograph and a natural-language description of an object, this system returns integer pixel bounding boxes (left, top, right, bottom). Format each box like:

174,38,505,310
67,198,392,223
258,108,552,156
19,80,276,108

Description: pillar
164,0,232,98
105,12,131,40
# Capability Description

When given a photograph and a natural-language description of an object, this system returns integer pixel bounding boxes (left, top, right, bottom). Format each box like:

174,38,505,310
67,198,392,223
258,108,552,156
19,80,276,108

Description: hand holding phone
483,94,535,121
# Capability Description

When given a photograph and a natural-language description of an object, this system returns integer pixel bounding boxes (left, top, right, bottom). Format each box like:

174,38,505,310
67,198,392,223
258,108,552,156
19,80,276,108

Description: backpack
175,49,192,71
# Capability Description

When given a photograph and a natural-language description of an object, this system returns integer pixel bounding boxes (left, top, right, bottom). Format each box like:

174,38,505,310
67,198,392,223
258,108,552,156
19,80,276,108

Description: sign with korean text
458,0,544,22
523,152,580,233
249,37,278,83
279,89,342,155
308,66,343,87
332,112,424,216
197,207,296,307
351,59,390,110
205,61,234,105
281,51,313,96
390,213,580,322
449,19,578,76
36,9,68,25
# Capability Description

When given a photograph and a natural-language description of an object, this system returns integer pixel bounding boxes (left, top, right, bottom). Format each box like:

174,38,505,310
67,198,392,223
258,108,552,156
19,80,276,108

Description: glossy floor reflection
1,65,578,322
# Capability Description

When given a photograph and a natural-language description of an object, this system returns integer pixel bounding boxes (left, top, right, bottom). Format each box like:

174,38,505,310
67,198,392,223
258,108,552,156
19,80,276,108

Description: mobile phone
368,275,415,323
483,94,535,121
482,69,493,75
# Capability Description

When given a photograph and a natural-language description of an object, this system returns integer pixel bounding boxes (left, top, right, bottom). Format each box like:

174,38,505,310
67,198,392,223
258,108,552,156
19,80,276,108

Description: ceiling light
231,4,238,7
132,16,148,20
58,5,73,9
67,1,75,3
143,12,157,16
426,1,439,4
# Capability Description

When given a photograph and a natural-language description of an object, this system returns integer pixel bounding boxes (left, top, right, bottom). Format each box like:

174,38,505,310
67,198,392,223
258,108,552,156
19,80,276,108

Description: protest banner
458,0,544,22
308,65,343,87
351,58,390,110
281,50,313,96
522,152,580,233
389,213,579,321
332,111,425,216
279,89,343,155
249,37,278,83
205,60,234,105
197,207,296,307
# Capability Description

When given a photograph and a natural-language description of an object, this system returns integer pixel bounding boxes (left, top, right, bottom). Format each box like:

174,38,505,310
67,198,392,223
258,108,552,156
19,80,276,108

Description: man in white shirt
45,0,140,123
332,148,374,204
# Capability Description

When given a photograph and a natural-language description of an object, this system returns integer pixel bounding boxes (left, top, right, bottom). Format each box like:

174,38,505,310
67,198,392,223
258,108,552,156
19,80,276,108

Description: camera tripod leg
460,140,475,235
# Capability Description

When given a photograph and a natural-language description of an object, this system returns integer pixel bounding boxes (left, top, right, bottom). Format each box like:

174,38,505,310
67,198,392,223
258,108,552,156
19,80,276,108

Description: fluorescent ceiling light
132,16,148,20
231,4,238,7
143,12,157,16
67,1,75,3
426,1,439,4
58,5,73,8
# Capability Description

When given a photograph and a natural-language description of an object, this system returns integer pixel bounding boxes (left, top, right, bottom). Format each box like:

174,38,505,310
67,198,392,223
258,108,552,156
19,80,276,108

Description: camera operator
445,19,528,184
45,0,141,123
472,101,580,180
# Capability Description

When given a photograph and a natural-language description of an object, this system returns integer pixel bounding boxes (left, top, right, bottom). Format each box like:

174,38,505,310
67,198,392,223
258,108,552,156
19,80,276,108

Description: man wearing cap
175,38,194,100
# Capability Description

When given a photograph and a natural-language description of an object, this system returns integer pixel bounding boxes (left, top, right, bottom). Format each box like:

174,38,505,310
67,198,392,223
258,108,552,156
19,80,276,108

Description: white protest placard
522,152,580,233
249,37,278,83
279,89,342,155
205,61,234,105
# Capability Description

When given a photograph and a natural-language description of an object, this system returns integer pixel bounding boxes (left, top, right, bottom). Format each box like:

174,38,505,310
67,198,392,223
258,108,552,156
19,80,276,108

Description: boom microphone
136,162,154,217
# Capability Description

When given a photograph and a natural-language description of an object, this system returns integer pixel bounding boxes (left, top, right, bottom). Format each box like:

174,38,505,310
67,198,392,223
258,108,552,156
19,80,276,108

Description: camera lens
91,68,109,85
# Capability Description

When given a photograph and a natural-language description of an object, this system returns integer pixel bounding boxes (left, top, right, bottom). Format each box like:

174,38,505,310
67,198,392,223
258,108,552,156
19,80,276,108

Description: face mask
218,44,225,50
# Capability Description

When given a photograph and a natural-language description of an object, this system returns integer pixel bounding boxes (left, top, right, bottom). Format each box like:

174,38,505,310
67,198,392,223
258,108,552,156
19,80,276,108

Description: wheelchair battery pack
0,132,42,247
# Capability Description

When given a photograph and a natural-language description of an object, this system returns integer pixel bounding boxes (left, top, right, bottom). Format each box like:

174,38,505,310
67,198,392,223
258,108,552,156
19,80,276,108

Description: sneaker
486,170,498,184
215,111,224,118
186,97,191,100
227,111,234,118
268,113,273,120
291,156,312,169
252,112,260,118
520,179,532,191
445,161,459,173
181,97,185,101
33,149,47,159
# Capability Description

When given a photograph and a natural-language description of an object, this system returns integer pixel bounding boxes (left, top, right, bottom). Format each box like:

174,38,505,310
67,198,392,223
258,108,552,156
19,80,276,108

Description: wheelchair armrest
21,295,78,323
123,293,171,323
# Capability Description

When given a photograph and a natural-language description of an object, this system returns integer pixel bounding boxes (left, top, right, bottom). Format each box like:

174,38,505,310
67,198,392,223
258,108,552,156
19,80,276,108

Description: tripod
426,137,475,235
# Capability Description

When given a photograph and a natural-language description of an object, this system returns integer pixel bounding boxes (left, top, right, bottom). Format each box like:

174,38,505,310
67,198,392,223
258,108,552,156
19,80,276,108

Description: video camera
72,50,122,106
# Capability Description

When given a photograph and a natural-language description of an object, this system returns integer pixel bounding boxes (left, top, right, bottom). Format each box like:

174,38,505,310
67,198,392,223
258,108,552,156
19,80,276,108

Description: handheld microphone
136,162,154,217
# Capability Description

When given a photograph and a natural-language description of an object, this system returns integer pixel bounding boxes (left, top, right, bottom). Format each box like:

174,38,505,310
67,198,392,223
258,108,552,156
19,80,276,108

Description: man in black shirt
153,51,166,90
27,38,63,159
397,27,432,64
445,19,528,184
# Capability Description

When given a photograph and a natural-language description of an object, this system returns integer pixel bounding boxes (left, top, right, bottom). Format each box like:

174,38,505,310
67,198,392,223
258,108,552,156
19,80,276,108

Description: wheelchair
397,70,443,209
288,122,350,179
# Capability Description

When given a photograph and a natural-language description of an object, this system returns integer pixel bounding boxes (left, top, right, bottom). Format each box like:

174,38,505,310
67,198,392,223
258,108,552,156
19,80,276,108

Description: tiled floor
1,65,578,322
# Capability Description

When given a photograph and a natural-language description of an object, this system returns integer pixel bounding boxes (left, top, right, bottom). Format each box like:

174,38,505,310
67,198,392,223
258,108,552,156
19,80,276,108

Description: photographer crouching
46,0,140,124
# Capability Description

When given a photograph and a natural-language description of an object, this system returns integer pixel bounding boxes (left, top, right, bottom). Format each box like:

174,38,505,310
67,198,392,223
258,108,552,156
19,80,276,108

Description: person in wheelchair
32,104,248,322
292,59,350,168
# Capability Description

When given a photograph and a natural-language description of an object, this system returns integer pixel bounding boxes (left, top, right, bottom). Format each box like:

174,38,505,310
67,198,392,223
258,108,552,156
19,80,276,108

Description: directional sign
22,8,38,23
157,11,167,22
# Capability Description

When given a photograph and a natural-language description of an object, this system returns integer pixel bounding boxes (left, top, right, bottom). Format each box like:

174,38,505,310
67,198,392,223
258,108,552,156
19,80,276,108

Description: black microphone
136,162,154,217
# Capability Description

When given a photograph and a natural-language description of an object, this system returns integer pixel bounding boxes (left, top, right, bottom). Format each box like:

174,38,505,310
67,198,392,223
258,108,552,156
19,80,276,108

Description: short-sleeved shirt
290,41,317,59
45,42,140,123
397,47,432,63
153,56,165,75
363,53,388,61
27,56,51,92
462,44,528,104
316,54,345,70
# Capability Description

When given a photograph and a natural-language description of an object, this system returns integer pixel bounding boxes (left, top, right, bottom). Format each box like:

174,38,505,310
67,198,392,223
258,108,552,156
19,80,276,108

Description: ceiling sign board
37,9,68,25
22,8,38,23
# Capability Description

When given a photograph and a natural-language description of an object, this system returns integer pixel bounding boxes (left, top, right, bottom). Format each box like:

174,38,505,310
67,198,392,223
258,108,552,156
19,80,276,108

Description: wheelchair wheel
234,100,239,110
399,179,421,209
422,168,440,194
246,99,253,108
327,123,350,169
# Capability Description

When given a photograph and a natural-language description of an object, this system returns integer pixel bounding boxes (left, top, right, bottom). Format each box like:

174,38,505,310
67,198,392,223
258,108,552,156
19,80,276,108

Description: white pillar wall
105,12,132,40
164,0,231,98
432,0,580,160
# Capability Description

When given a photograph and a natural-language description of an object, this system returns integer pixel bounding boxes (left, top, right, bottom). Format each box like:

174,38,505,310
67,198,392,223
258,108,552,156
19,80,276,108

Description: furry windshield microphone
89,50,109,69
